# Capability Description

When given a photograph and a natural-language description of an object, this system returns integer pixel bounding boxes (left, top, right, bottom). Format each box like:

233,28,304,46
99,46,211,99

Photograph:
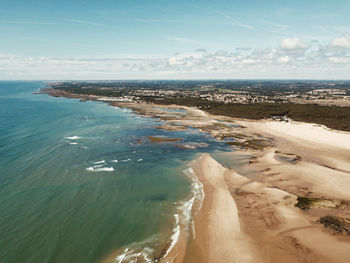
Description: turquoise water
0,82,230,263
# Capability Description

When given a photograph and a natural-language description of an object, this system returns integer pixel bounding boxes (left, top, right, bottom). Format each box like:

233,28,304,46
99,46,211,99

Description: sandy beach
184,154,259,263
143,105,350,263
43,89,350,263
180,117,350,263
154,109,350,263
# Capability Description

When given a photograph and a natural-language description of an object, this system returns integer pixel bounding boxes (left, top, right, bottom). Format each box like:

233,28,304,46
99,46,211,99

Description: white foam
70,142,78,145
92,160,105,164
163,213,181,259
188,167,205,213
80,146,88,149
161,167,205,259
65,136,82,140
115,248,128,262
86,167,114,172
115,247,153,263
113,167,205,263
121,159,131,162
178,167,205,239
111,159,119,163
137,158,143,162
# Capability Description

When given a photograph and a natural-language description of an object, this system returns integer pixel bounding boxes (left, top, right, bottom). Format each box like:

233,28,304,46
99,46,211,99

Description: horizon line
1,78,350,82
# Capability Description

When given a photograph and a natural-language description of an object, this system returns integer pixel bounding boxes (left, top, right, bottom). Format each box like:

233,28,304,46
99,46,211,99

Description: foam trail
161,167,205,260
93,160,105,164
162,213,181,259
178,167,205,239
115,248,128,262
86,167,114,172
65,136,82,140
111,160,118,163
115,246,153,263
70,142,78,145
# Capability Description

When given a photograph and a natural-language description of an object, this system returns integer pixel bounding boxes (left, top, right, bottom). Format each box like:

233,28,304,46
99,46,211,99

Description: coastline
41,88,350,263
183,119,350,263
184,154,259,263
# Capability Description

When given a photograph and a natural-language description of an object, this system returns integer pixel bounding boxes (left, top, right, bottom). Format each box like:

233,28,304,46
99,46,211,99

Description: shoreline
182,119,350,262
184,154,259,263
41,89,350,262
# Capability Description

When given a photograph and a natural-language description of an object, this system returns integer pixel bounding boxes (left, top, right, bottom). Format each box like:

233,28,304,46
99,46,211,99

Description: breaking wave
86,167,114,172
112,166,204,262
65,136,82,140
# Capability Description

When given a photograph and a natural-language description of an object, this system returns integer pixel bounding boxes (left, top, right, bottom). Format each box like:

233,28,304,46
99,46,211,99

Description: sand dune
238,119,350,151
183,117,350,263
185,150,350,263
184,154,259,263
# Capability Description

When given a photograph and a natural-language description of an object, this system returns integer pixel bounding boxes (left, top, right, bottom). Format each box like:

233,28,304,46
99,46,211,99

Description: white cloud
280,37,309,53
329,56,350,63
1,34,350,79
168,57,184,65
242,58,256,64
330,34,350,49
252,48,276,61
277,56,290,64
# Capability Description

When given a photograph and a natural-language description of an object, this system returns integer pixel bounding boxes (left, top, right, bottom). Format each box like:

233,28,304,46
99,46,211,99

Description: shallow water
0,82,232,263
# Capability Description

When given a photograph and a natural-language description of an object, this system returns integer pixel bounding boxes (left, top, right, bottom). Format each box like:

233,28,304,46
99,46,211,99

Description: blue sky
1,0,350,79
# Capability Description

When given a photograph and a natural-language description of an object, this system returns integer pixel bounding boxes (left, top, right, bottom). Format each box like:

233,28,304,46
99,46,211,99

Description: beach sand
44,89,350,262
184,154,259,263
180,118,350,263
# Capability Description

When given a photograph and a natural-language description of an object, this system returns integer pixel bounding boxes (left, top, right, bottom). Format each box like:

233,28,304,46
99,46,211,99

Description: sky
0,0,350,80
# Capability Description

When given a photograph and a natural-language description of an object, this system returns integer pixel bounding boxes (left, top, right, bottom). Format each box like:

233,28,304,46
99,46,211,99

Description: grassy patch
295,196,341,210
295,196,316,210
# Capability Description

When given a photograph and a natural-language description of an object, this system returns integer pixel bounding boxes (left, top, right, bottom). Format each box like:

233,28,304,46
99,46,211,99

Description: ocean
0,81,231,263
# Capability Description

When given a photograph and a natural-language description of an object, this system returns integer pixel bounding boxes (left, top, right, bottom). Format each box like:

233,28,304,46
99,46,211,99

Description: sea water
0,81,231,263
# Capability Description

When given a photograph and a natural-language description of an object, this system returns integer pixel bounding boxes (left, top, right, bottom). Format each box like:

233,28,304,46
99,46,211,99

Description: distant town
49,80,350,107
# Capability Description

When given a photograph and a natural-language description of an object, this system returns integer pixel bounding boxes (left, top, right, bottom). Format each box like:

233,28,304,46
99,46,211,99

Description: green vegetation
295,196,342,210
52,86,125,97
50,80,350,94
49,81,350,132
146,97,350,132
296,197,350,235
295,196,319,210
